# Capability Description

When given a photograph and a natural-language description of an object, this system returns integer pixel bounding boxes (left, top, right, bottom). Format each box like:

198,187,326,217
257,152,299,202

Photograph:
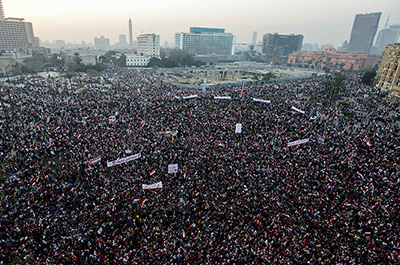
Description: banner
107,153,141,167
253,98,271,103
86,156,101,164
214,96,231,100
109,116,116,123
182,95,198,99
168,164,178,173
153,131,178,137
240,81,245,98
291,106,305,114
287,138,309,147
142,181,163,189
235,123,242,133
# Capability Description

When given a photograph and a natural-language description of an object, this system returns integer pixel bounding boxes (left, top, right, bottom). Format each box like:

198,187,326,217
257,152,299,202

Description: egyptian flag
133,198,140,202
149,169,156,176
240,81,245,98
141,199,148,207
182,229,186,238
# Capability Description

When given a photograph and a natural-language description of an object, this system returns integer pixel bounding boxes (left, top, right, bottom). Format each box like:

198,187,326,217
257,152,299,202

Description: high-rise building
119,34,127,45
0,0,39,51
262,33,303,60
374,43,400,98
346,12,381,54
137,33,160,57
251,32,257,46
129,14,133,48
175,27,235,56
0,0,5,20
374,24,400,54
94,36,110,50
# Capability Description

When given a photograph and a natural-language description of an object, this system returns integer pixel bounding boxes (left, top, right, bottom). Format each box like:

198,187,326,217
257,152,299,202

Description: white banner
183,95,198,99
235,123,242,133
142,181,163,189
214,96,231,100
253,98,271,103
291,106,305,114
86,156,101,164
287,138,309,147
168,164,178,173
107,153,141,167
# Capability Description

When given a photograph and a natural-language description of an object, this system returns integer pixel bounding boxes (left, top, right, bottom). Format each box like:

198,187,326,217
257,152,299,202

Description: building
175,27,235,56
0,1,39,52
346,12,381,54
119,34,127,46
0,0,4,19
374,24,400,55
262,33,303,61
94,36,110,51
288,47,380,71
129,14,133,48
137,33,160,57
0,57,15,76
126,55,149,67
374,43,400,98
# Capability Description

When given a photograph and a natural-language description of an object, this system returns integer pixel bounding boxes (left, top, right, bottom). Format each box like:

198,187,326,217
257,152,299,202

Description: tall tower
347,12,381,54
129,13,133,48
0,0,5,20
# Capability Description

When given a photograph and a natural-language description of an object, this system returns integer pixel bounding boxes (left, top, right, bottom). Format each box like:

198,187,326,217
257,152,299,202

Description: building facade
374,43,400,98
175,27,235,56
262,33,303,61
137,33,160,57
288,47,380,71
94,36,110,51
126,55,149,67
0,18,38,51
347,12,381,54
374,24,400,55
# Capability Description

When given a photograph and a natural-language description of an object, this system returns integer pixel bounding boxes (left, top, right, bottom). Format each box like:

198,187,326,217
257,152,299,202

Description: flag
240,81,245,98
183,229,186,238
141,199,148,207
133,198,140,202
149,169,156,176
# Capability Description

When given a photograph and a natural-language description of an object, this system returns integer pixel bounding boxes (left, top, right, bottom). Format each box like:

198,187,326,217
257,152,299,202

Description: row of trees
148,49,204,68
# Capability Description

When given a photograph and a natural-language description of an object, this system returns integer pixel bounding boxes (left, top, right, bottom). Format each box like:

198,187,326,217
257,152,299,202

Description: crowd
0,66,399,264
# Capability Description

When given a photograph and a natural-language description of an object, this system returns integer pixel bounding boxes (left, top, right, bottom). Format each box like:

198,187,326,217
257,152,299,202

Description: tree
148,57,163,67
361,71,376,86
325,72,346,99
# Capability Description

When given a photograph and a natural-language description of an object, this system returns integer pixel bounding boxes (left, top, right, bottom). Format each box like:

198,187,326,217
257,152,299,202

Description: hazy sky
4,0,400,47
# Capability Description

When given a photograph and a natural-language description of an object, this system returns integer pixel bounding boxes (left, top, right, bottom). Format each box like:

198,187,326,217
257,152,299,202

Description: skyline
4,0,400,47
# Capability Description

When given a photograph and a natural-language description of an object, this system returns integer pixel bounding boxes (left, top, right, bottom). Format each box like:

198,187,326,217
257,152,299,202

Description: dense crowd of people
0,66,399,264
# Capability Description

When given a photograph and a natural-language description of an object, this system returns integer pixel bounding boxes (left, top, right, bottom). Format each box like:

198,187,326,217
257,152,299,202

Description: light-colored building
374,43,400,98
374,24,400,55
0,1,39,52
0,18,38,52
94,36,110,51
288,47,380,71
126,55,149,67
0,57,15,76
175,27,235,56
137,33,160,57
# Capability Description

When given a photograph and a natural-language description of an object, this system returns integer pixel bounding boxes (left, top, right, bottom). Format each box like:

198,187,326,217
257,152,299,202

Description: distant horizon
4,0,400,48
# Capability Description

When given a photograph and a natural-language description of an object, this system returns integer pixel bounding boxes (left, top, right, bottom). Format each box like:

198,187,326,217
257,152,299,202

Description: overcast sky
4,0,400,47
